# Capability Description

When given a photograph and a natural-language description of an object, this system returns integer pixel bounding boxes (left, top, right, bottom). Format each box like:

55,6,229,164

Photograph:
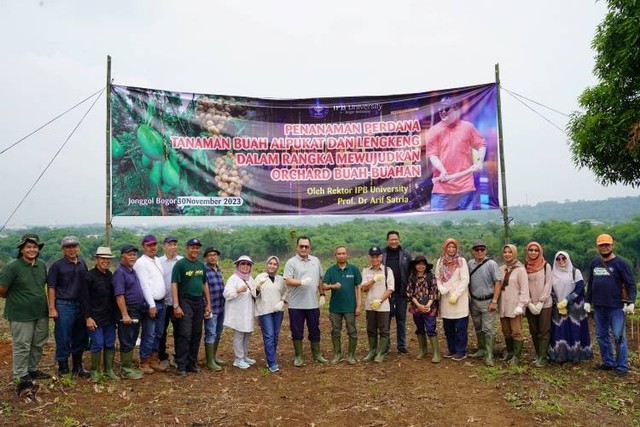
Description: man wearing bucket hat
79,247,119,382
0,233,50,395
585,233,636,377
47,236,90,377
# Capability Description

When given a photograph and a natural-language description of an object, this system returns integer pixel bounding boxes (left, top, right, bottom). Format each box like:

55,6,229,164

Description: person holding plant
498,244,529,365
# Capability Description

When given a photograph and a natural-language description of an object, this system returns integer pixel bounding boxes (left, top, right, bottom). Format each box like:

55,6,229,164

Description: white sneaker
244,357,256,365
233,359,250,369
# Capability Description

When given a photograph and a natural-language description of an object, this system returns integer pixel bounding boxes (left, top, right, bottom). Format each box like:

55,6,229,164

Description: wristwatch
491,300,498,304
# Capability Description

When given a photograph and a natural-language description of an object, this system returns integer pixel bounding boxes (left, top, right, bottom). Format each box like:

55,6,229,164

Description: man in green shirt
0,233,50,395
322,246,363,364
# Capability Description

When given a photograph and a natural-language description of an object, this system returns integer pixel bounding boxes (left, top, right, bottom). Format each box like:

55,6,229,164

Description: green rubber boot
347,337,358,364
205,343,222,371
213,340,226,365
511,340,524,365
470,333,486,359
90,351,102,383
429,336,442,363
374,337,389,363
485,335,495,367
311,341,328,364
534,339,549,367
103,349,120,381
331,337,342,364
293,340,305,367
416,334,427,360
120,351,143,380
363,335,378,362
501,338,514,362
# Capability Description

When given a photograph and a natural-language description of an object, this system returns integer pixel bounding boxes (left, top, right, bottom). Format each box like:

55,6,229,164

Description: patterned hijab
551,251,583,300
525,241,546,274
438,238,460,283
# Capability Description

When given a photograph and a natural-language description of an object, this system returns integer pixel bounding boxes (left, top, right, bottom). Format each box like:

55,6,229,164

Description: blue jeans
89,324,116,353
259,311,284,369
54,299,87,361
412,314,437,337
443,317,469,355
204,311,225,345
140,302,165,358
594,306,628,372
431,191,474,211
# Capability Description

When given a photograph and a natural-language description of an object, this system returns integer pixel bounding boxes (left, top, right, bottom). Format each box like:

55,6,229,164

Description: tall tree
567,0,640,186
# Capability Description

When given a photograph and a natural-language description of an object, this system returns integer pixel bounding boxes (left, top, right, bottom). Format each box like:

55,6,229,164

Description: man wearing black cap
47,235,90,377
158,235,183,369
171,238,212,376
203,246,225,371
467,239,502,366
381,231,412,355
113,244,145,380
0,233,50,395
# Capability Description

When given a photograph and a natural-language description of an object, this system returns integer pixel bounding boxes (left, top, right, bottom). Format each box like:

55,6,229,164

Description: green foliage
567,1,640,186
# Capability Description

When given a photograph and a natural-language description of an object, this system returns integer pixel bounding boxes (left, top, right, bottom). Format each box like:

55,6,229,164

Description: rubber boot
331,337,342,364
311,341,328,364
429,336,442,363
470,333,486,359
293,340,305,367
534,339,549,367
511,340,524,365
501,338,514,362
104,349,120,381
347,337,358,364
485,335,495,367
120,351,143,380
150,351,168,372
363,335,378,362
90,351,102,382
416,334,427,359
58,359,70,376
375,337,389,362
72,352,91,378
205,344,222,371
213,340,226,365
531,337,540,364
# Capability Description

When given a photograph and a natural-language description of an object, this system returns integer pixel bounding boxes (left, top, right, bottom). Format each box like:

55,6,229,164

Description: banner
111,83,500,216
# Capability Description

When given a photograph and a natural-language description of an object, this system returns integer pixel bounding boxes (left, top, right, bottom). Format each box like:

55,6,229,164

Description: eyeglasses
473,247,486,252
555,255,567,261
298,245,310,249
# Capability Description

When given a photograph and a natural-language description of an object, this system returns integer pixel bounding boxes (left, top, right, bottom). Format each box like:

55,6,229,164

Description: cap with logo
141,234,158,245
186,238,202,247
369,246,383,256
596,234,614,246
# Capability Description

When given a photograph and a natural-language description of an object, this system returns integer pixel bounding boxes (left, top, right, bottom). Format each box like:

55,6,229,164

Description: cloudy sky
0,0,636,228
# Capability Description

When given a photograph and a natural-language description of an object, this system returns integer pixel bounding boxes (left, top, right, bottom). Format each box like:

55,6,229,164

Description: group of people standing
1,230,636,395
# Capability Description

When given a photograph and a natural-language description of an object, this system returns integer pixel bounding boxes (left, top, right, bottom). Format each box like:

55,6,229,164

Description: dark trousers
117,305,143,353
174,297,203,371
159,305,177,361
526,307,552,341
389,293,407,350
288,308,321,342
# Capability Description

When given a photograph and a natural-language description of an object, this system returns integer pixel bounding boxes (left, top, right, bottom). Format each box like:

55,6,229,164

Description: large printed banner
111,83,500,216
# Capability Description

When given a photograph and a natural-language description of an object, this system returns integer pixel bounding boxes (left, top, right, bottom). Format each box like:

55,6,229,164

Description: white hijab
551,251,583,300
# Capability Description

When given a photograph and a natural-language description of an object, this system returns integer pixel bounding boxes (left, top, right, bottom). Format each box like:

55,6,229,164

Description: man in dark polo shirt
113,244,145,380
171,238,212,376
47,236,90,377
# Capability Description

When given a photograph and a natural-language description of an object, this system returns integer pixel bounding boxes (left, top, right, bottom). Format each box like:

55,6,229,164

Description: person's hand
237,284,249,293
624,303,635,314
257,277,267,286
333,282,342,290
488,300,498,312
274,300,285,312
470,161,484,173
148,307,157,319
370,299,382,311
48,307,58,320
86,317,97,332
173,306,184,319
319,295,326,308
535,301,544,312
373,274,384,282
438,286,449,296
300,277,312,286
583,303,591,313
513,306,524,316
448,294,458,305
558,306,568,316
557,299,568,310
527,302,540,315
122,313,133,324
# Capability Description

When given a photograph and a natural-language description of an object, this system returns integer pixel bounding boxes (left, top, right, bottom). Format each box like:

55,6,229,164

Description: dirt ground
1,312,639,427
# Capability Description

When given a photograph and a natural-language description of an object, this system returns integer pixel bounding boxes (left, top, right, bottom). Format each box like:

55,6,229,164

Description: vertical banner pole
495,63,510,243
105,55,112,246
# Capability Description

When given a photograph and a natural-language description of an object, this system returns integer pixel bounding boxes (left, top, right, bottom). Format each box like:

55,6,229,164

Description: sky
0,0,637,228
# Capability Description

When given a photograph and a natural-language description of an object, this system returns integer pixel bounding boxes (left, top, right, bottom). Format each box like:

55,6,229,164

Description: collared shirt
80,267,115,326
172,258,207,298
284,254,324,309
47,257,89,300
467,257,501,298
205,264,225,313
323,263,362,313
133,254,166,308
0,257,48,321
159,254,183,304
362,264,394,312
112,264,145,306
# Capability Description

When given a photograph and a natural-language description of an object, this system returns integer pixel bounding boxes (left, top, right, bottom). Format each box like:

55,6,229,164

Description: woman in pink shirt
498,244,529,365
524,242,553,367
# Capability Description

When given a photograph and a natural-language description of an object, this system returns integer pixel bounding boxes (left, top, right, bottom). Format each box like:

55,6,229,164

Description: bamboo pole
105,55,112,246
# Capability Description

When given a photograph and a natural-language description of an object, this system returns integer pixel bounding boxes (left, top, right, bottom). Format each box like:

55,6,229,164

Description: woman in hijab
498,244,529,364
254,256,287,373
549,251,592,364
223,255,256,369
435,238,470,361
524,241,553,367
406,254,441,363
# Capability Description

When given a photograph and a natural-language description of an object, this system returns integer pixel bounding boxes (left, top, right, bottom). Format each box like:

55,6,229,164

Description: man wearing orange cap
585,233,636,377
